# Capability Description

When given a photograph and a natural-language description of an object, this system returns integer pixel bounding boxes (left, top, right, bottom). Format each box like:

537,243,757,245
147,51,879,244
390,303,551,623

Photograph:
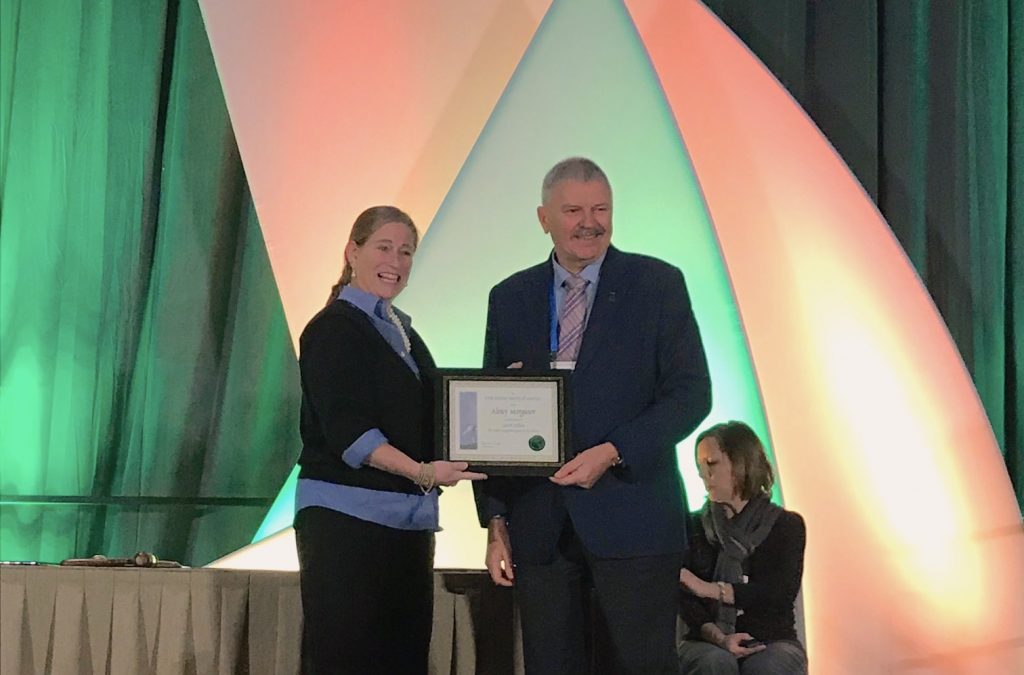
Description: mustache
572,225,606,236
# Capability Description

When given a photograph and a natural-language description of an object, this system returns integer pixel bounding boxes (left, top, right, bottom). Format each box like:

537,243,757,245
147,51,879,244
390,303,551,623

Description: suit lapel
339,301,421,384
516,262,554,368
574,247,631,376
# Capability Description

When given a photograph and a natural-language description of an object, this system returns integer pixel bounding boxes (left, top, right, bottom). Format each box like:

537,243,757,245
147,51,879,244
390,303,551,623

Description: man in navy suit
476,157,712,674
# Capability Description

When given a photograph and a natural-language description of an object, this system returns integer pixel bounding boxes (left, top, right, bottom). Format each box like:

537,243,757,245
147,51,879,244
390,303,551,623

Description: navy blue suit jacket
476,246,712,562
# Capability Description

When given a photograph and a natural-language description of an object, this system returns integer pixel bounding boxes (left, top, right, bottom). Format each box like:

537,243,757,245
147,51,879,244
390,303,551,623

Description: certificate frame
435,368,570,475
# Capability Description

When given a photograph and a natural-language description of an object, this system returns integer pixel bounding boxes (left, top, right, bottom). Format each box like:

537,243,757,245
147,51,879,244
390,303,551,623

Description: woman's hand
679,568,714,598
432,460,487,486
679,568,735,604
721,632,766,657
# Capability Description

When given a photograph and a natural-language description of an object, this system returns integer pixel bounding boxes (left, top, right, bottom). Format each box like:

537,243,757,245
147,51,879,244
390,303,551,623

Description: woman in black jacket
295,205,485,675
677,421,807,675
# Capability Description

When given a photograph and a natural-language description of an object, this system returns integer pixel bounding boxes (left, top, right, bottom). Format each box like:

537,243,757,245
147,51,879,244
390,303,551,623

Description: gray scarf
701,494,781,634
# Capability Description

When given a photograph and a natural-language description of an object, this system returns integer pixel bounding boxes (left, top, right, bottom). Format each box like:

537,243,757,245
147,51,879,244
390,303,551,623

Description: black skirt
295,506,435,675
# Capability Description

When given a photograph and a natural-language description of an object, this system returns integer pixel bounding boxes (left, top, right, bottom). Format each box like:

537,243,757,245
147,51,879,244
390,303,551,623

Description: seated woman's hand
432,460,487,486
679,568,712,597
721,632,766,657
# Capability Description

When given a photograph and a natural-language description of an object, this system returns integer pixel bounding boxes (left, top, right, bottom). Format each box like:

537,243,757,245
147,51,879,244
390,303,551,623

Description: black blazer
297,299,436,494
476,246,712,561
679,509,806,642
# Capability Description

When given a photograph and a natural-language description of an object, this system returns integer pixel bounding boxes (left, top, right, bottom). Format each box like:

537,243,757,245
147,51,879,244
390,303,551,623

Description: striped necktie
556,274,589,361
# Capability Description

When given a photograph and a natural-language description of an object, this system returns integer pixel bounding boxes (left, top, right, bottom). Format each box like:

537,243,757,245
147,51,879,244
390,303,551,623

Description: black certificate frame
434,368,571,475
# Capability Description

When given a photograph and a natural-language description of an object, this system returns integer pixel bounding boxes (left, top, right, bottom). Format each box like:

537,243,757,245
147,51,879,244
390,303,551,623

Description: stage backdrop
1,0,1021,670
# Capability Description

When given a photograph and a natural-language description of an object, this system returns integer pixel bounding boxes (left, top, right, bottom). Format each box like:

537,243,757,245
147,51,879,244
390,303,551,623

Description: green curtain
0,0,300,566
705,0,1024,510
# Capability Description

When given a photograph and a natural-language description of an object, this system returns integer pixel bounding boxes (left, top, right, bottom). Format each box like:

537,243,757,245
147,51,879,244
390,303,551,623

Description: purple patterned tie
556,274,589,361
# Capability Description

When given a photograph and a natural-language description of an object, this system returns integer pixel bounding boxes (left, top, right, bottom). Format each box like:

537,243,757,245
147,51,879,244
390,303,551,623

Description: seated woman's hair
695,421,774,500
326,205,418,305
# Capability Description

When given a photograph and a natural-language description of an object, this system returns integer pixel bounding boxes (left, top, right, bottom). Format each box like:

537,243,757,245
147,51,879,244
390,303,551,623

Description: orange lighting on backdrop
198,0,552,344
629,0,1023,670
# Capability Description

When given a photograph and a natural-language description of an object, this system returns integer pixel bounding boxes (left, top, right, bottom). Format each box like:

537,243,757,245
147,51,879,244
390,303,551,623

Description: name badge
550,360,576,371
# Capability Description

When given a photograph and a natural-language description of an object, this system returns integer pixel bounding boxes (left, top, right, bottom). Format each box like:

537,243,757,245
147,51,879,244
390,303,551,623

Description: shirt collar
551,250,606,287
339,285,411,326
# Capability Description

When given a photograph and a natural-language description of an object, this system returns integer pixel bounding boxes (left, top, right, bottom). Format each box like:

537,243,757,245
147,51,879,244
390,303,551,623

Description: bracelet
415,462,436,493
717,581,726,604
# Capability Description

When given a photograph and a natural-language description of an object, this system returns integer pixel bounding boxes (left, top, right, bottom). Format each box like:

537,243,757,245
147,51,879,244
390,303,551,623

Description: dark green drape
705,0,1023,509
0,0,300,566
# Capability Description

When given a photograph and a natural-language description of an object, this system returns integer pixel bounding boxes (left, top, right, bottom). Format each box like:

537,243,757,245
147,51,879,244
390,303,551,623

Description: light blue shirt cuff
342,428,389,468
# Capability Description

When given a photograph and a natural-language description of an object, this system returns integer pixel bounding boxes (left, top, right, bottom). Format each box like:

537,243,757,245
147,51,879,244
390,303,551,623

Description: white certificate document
446,379,561,465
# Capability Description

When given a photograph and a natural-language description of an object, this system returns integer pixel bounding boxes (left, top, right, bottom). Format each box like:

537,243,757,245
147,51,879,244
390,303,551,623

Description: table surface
0,565,520,675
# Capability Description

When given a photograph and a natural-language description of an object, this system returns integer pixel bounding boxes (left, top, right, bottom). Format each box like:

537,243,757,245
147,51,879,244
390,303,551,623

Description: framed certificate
435,369,570,475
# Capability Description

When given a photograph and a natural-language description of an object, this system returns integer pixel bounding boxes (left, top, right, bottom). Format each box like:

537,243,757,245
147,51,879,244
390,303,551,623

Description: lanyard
549,282,577,370
548,281,559,354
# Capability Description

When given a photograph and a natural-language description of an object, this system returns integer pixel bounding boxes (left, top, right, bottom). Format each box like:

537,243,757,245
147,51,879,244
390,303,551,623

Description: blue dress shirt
295,285,439,531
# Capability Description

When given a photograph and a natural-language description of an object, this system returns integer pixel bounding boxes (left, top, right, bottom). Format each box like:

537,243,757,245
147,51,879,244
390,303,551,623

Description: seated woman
677,421,807,675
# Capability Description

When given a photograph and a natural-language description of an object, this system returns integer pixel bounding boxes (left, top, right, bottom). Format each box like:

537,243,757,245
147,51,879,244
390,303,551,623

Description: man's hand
549,442,619,488
485,517,514,587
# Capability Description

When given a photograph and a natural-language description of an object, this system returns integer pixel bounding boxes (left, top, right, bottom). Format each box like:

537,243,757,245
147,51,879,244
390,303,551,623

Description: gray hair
541,157,610,204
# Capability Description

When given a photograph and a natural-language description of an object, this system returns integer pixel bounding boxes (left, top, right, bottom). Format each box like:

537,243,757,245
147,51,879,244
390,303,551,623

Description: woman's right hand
721,632,766,657
432,460,487,486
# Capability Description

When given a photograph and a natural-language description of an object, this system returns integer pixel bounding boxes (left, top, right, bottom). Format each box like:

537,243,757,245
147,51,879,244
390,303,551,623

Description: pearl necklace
383,303,412,355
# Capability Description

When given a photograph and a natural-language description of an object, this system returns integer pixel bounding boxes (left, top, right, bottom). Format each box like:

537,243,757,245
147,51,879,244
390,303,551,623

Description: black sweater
297,300,436,494
678,509,806,642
